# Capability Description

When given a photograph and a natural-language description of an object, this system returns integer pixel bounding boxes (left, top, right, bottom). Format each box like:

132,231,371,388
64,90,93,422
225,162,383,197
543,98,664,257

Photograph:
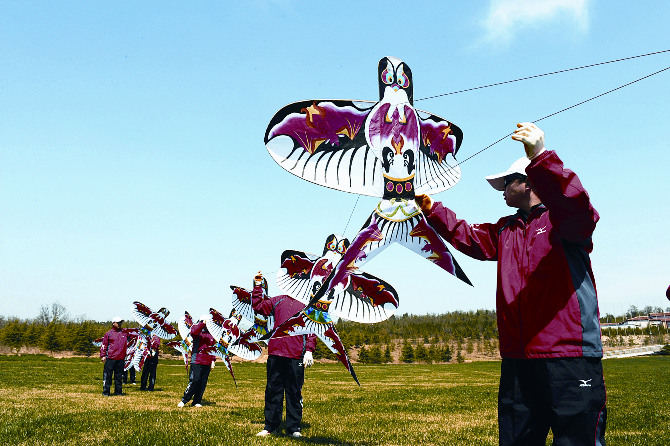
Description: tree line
2,302,668,362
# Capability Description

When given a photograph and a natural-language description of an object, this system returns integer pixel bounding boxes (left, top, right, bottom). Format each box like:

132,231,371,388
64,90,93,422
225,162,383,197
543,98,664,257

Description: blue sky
1,0,669,322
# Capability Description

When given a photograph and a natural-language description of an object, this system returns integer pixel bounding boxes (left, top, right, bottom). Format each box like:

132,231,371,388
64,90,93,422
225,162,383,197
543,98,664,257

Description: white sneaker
177,401,184,408
194,403,202,407
291,432,302,437
256,430,273,437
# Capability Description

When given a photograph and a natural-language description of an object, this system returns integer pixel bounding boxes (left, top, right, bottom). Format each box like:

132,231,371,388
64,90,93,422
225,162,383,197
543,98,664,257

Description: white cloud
479,0,591,46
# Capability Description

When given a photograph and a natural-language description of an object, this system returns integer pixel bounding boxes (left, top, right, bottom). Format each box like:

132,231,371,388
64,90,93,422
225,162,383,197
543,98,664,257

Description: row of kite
94,230,407,385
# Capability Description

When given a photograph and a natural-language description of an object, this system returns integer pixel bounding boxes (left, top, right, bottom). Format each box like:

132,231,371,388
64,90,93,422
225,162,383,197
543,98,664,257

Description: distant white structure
600,312,670,330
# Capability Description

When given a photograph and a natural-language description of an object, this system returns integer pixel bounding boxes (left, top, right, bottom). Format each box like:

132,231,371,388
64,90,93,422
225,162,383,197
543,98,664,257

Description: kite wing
330,271,399,323
152,322,177,340
229,333,263,361
270,307,359,385
201,345,237,387
131,301,177,340
127,335,149,371
131,301,154,326
230,286,255,324
265,99,384,197
167,340,190,371
275,249,320,305
178,311,194,341
414,110,463,195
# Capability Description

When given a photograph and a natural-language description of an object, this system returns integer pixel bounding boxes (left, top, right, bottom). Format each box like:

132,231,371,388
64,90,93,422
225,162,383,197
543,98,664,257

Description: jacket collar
514,203,546,223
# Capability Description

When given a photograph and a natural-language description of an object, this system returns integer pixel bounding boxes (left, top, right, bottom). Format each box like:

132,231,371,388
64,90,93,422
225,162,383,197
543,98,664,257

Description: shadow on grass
299,435,371,445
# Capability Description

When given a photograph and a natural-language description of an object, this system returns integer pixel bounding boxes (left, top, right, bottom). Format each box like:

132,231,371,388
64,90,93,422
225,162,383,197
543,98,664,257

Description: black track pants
264,355,305,434
498,357,607,446
141,355,158,390
182,363,211,405
102,359,124,395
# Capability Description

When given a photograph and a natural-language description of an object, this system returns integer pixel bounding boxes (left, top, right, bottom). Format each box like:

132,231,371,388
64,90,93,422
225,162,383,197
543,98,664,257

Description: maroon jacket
189,321,216,366
426,150,602,359
252,286,317,360
148,335,161,357
100,327,128,361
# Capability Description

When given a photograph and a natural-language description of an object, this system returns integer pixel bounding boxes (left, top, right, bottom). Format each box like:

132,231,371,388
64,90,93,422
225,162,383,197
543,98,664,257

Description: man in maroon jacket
416,123,606,446
100,316,128,396
140,334,161,391
252,273,317,438
177,318,216,407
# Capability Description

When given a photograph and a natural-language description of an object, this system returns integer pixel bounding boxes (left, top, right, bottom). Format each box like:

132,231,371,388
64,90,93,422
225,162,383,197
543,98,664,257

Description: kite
166,311,195,372
128,301,177,371
231,277,274,343
265,56,471,290
204,308,263,386
244,234,401,384
276,233,399,324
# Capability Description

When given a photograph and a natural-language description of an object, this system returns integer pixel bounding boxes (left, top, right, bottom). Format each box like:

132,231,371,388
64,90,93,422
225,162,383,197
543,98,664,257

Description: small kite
128,301,177,371
265,56,471,291
204,308,263,386
246,272,357,385
276,233,399,324
166,311,195,372
230,278,274,343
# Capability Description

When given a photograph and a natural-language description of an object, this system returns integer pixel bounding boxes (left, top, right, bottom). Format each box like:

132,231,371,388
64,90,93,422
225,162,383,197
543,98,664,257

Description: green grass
0,355,668,445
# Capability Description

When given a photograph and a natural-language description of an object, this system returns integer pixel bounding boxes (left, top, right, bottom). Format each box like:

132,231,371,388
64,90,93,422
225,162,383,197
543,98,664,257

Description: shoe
139,388,146,391
193,403,202,407
291,432,302,437
177,401,185,408
102,393,110,397
256,430,273,437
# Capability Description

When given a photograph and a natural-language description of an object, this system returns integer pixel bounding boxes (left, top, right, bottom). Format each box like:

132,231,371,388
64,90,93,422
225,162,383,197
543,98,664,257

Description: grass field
0,355,668,446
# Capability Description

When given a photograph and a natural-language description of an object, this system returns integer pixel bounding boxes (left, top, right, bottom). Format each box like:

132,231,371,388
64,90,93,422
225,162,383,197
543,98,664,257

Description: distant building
600,312,670,330
649,312,670,329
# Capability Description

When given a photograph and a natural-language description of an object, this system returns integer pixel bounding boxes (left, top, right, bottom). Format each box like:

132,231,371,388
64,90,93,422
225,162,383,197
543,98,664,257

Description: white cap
485,156,530,191
112,316,124,323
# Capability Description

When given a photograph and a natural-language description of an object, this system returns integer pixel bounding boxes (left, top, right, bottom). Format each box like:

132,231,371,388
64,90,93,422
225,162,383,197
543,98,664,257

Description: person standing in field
177,317,215,408
140,334,160,391
100,316,129,396
252,272,316,438
416,122,606,445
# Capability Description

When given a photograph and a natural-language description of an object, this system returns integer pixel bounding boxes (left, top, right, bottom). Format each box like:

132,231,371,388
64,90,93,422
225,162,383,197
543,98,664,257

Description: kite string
342,195,360,236
415,49,670,102
454,65,670,167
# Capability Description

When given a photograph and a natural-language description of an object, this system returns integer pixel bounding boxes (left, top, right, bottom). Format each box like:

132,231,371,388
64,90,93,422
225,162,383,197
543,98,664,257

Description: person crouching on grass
178,316,215,408
100,316,128,396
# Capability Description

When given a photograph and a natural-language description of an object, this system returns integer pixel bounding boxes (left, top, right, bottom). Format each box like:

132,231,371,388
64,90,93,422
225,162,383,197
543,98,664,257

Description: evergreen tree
456,350,464,363
358,345,369,363
40,323,61,353
427,344,437,364
414,342,428,363
368,345,383,364
399,340,414,363
0,319,24,349
23,323,40,347
313,337,336,360
383,344,392,363
73,322,97,356
440,344,452,363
